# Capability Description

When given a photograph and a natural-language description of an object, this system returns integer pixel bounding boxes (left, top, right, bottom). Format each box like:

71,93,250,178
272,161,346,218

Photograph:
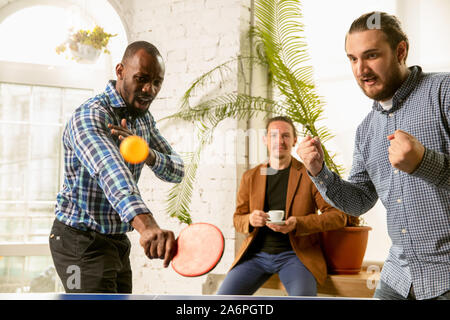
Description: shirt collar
372,65,422,113
104,80,127,109
104,80,137,122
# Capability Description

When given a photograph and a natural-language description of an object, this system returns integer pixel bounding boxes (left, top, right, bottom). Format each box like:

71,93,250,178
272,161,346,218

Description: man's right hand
131,214,176,268
249,210,269,227
296,135,324,177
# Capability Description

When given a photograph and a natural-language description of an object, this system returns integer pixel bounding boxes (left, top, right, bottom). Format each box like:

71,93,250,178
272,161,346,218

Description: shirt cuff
116,194,151,224
308,165,335,189
412,148,438,178
149,149,164,173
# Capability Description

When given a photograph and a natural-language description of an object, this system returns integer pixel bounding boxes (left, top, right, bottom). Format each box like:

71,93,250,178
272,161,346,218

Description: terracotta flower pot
320,226,372,275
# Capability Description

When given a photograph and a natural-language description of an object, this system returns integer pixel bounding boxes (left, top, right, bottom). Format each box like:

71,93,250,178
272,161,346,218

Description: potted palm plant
163,0,371,274
56,25,116,63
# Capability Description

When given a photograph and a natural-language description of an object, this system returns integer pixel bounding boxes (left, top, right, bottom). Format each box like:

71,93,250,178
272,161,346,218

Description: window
0,1,127,293
0,5,88,66
0,82,93,293
0,83,93,243
0,256,60,293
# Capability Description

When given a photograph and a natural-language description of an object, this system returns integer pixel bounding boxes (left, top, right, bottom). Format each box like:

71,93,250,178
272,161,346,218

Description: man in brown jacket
217,116,346,296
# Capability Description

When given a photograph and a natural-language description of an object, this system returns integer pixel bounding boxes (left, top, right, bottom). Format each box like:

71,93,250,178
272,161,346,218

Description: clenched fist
387,130,425,174
296,135,324,176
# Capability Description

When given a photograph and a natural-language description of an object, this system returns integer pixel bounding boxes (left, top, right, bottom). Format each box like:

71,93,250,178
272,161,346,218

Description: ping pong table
0,293,375,300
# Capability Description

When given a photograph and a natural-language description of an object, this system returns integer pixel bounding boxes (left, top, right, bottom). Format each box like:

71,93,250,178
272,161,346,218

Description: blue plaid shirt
55,81,184,234
310,66,449,300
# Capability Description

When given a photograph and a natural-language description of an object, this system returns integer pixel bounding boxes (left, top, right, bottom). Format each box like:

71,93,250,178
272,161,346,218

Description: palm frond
165,124,215,224
163,93,286,125
253,0,343,176
165,150,196,224
180,56,265,110
253,0,325,129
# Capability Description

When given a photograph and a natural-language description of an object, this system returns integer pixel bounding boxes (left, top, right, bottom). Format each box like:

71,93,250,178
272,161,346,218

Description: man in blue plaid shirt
298,12,449,300
49,41,184,293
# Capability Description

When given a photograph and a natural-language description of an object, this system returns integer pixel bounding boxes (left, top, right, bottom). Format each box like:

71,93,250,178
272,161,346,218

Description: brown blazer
231,158,347,285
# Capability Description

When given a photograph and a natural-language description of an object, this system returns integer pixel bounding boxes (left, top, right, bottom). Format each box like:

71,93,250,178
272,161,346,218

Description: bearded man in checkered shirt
297,12,449,300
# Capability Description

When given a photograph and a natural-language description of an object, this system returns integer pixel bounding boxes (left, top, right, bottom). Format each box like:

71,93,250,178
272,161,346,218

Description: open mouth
135,96,153,108
361,76,377,86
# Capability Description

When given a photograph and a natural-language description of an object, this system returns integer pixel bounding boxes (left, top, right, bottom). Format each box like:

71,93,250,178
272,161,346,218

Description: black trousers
49,219,132,293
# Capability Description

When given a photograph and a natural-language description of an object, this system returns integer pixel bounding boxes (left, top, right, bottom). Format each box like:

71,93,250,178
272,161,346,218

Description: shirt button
319,181,323,185
394,169,399,174
397,199,402,203
401,229,407,234
324,175,329,179
389,113,394,117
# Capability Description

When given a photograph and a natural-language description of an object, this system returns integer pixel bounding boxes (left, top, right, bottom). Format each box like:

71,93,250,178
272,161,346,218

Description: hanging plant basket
69,43,102,64
56,26,116,64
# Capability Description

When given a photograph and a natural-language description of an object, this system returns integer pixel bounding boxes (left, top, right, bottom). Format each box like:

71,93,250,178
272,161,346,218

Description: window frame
0,61,108,257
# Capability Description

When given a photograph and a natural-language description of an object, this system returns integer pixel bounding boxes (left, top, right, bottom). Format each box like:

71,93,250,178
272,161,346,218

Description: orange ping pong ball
120,135,149,164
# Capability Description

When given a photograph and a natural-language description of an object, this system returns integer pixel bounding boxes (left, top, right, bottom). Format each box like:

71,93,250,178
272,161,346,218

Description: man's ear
396,41,408,65
116,63,124,80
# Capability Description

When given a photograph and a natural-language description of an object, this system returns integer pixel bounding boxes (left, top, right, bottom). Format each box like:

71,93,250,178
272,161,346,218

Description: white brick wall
116,0,251,294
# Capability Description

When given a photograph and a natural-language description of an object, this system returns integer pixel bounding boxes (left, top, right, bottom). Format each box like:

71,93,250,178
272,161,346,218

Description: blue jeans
217,250,317,296
374,280,450,300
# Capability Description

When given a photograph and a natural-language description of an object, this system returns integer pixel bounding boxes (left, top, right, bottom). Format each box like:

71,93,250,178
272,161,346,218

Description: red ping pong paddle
171,223,224,277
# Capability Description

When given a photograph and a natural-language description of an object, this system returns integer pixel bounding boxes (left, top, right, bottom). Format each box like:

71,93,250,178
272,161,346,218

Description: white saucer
267,221,286,225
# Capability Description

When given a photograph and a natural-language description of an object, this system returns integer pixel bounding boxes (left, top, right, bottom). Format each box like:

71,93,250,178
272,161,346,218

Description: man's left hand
108,118,133,140
109,118,156,165
266,216,297,234
387,130,425,174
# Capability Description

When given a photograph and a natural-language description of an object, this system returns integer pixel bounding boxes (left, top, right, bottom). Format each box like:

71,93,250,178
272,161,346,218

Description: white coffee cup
268,210,285,222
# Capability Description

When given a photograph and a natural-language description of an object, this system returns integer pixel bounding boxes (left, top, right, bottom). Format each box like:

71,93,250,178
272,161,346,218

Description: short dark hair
121,41,161,64
266,116,297,139
347,12,409,62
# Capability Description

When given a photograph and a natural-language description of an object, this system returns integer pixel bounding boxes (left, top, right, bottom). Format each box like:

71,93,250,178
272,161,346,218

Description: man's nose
278,136,284,144
142,83,156,96
355,59,368,77
275,135,285,145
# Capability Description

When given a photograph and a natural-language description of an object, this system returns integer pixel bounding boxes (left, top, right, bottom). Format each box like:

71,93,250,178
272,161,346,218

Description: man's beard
128,104,149,118
125,91,151,118
359,65,404,101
